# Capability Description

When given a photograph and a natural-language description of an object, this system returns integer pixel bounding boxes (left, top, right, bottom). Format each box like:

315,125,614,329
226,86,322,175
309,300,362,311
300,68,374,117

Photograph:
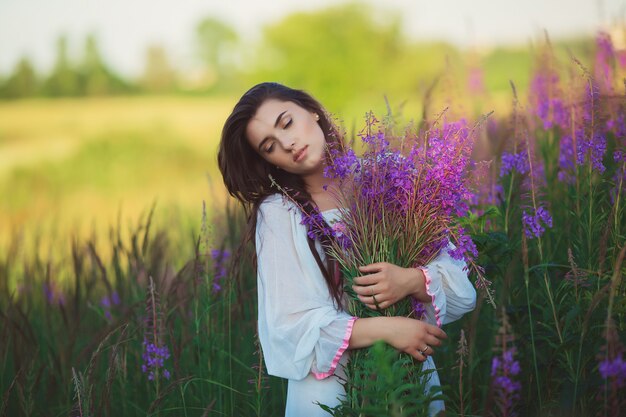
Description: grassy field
0,96,238,257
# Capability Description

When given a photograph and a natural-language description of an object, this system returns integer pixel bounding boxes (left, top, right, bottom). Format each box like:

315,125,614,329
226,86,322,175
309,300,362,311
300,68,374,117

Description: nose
276,134,296,151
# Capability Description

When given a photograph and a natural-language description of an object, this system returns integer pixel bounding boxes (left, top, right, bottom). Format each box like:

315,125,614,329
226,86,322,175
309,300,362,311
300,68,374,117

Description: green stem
536,237,563,343
504,175,514,234
523,248,542,410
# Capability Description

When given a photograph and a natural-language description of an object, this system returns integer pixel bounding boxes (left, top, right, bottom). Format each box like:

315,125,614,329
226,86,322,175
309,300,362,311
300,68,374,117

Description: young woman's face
245,99,326,176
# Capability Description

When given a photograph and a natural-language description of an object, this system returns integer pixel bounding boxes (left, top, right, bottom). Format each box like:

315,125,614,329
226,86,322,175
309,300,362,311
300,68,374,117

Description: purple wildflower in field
467,159,504,212
529,70,568,130
595,32,615,93
576,132,607,174
100,292,120,307
210,249,231,293
141,338,172,381
582,81,601,126
522,206,553,239
557,132,579,184
43,282,66,306
100,291,121,320
606,112,626,138
599,353,626,388
469,184,504,209
500,151,529,177
491,347,521,416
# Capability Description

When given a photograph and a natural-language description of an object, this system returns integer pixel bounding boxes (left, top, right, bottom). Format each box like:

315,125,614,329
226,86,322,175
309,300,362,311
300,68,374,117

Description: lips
293,145,308,162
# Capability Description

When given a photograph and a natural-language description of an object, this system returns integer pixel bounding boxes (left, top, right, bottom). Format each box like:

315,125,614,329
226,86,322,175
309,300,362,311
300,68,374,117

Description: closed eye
264,118,292,153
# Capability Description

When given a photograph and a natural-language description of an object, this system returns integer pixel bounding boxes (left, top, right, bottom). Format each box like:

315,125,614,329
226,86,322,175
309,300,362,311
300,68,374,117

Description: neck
302,167,335,195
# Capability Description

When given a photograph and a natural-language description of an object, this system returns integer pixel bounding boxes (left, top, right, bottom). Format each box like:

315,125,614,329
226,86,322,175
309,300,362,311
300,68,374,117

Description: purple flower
324,147,359,180
500,151,529,177
141,338,172,381
529,70,569,130
599,353,626,387
100,292,121,320
557,133,578,184
490,346,521,415
210,249,231,294
576,133,607,174
410,297,427,320
300,209,335,241
595,31,615,92
522,206,553,239
447,229,478,263
330,221,353,250
43,282,65,306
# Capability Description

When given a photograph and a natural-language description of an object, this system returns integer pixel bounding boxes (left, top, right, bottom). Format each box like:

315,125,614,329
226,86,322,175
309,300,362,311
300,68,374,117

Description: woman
218,82,477,417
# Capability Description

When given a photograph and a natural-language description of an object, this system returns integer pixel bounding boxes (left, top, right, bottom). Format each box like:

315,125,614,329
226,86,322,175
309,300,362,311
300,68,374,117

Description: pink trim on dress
312,316,358,380
418,266,443,328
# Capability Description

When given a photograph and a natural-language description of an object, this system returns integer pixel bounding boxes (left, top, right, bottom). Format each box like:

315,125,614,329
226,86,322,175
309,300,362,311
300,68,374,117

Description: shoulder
260,193,286,207
258,193,299,220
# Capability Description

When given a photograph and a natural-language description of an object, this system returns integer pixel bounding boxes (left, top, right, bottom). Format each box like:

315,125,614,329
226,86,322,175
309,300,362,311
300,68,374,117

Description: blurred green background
0,1,600,253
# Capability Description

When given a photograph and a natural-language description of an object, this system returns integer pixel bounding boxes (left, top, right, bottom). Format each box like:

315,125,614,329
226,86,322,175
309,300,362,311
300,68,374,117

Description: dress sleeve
417,240,477,327
255,194,357,381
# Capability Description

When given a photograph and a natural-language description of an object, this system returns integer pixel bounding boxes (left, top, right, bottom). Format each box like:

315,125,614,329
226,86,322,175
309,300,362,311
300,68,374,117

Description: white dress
255,193,477,417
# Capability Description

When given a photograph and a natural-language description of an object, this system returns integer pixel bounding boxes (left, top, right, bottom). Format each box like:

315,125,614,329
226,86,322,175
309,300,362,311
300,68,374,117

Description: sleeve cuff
418,266,443,328
312,316,357,380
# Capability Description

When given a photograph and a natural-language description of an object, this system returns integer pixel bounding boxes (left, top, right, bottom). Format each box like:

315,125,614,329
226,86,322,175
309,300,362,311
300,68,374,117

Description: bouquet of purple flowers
274,110,492,415
310,111,492,319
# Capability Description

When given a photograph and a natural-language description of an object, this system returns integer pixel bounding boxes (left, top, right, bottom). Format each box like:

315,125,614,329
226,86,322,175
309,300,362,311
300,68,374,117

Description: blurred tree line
0,2,594,103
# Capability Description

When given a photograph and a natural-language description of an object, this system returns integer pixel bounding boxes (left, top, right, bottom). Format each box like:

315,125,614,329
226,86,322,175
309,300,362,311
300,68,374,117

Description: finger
352,284,380,295
425,334,443,347
427,326,448,339
407,349,425,362
416,349,428,361
358,263,384,273
352,274,380,286
422,345,436,355
364,300,389,310
359,294,388,305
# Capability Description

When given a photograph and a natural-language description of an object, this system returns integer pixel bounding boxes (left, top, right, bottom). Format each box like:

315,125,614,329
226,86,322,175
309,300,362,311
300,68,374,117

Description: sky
0,0,624,77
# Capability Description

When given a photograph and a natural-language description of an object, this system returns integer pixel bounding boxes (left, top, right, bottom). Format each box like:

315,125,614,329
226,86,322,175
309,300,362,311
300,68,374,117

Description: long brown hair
217,82,347,309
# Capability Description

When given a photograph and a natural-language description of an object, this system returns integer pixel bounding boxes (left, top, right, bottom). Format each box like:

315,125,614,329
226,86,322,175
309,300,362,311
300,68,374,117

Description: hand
383,317,447,361
352,262,425,310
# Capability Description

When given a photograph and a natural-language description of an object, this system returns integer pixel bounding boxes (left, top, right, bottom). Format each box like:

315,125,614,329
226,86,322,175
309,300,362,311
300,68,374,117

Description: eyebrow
257,110,287,152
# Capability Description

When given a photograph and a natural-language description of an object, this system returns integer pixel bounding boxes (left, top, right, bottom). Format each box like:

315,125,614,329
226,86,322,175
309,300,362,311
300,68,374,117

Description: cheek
306,123,326,147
